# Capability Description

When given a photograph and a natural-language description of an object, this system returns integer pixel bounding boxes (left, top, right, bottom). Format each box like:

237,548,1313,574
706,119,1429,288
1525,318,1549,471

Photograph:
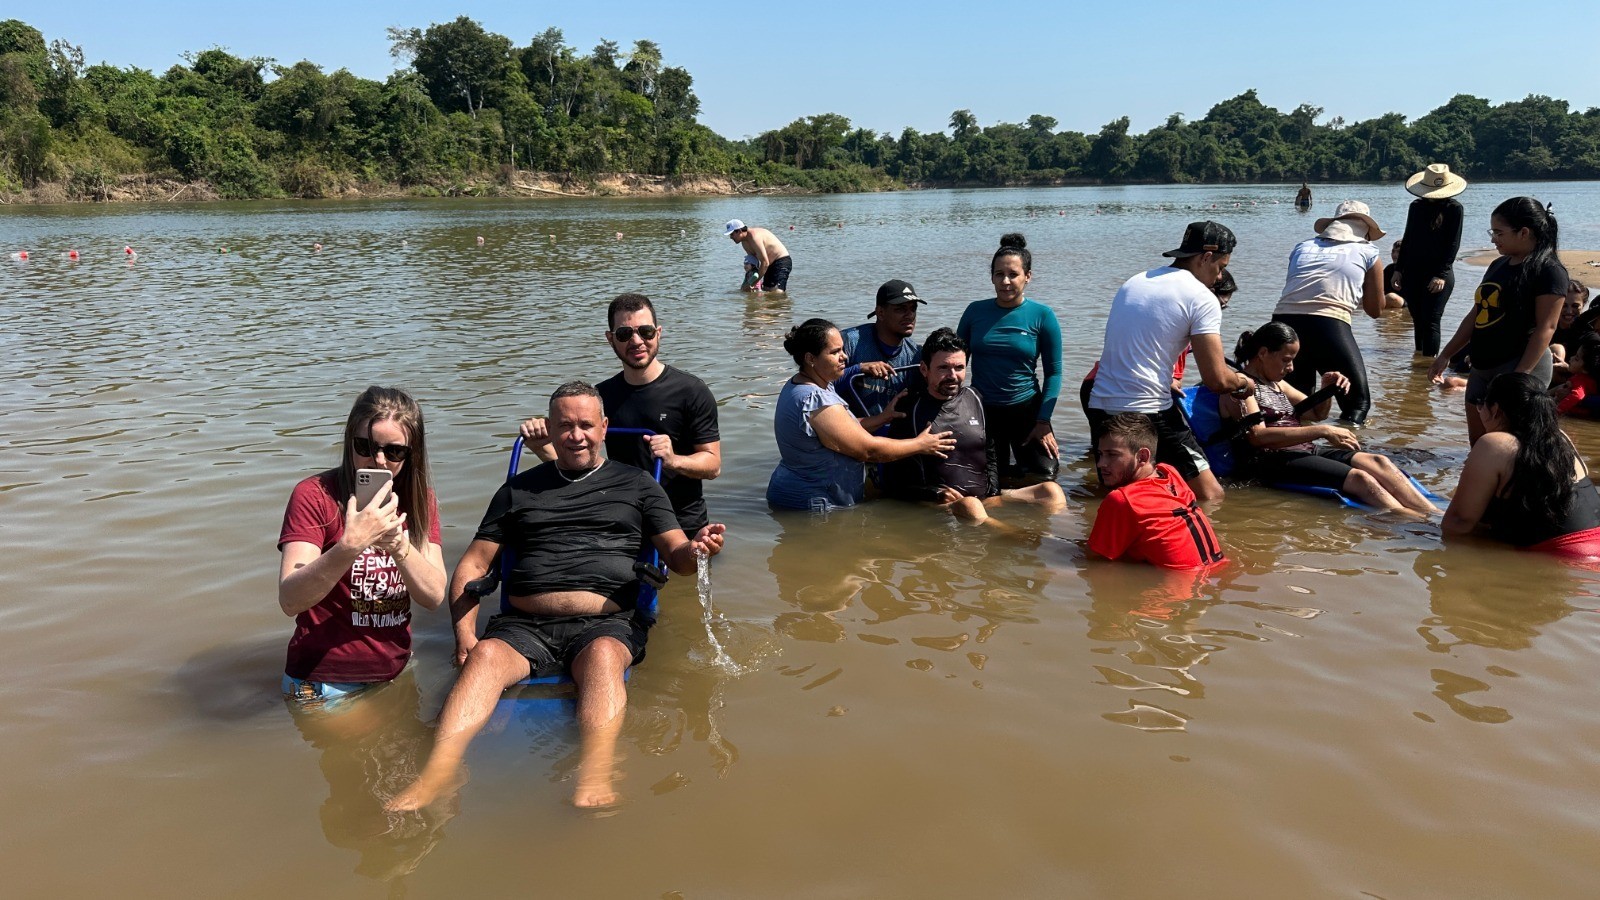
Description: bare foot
384,768,465,813
572,776,621,809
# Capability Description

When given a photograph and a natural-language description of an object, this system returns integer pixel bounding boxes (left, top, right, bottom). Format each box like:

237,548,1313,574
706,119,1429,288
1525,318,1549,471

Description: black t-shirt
883,386,997,500
1398,197,1464,282
474,461,678,604
598,365,720,532
1470,255,1570,368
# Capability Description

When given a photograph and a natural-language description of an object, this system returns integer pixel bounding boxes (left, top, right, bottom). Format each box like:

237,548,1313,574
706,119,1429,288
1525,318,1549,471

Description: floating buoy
615,231,624,240
476,235,485,246
1058,210,1065,216
789,225,794,230
312,242,322,253
66,249,79,260
218,246,228,253
9,250,27,261
679,229,685,236
123,245,134,256
401,239,408,247
548,234,556,242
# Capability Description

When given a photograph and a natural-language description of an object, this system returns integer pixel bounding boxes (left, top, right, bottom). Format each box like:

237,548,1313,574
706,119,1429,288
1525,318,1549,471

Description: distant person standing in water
726,219,792,292
1295,182,1312,211
1397,164,1467,362
957,233,1063,484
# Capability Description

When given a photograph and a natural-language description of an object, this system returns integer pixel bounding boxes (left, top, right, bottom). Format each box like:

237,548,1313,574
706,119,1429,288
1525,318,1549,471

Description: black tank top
1488,473,1600,546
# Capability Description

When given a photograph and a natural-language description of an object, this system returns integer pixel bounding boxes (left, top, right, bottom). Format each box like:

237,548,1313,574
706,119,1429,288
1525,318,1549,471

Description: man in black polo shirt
523,293,721,532
883,328,1065,525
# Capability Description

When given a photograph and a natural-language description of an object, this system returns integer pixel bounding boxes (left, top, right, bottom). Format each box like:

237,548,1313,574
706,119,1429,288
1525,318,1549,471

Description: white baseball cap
724,219,746,235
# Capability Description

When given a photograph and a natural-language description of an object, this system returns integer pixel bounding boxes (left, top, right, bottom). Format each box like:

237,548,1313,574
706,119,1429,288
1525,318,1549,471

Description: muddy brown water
4,184,1600,897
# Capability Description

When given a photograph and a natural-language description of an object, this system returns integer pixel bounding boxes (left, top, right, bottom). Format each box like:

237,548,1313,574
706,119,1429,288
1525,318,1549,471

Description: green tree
389,17,515,118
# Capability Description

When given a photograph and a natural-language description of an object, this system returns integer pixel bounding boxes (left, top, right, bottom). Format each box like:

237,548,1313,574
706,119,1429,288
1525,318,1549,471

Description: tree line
1,16,1597,200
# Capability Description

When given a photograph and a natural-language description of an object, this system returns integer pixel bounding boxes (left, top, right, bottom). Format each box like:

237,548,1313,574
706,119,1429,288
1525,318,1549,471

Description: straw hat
1405,163,1467,199
1314,200,1385,241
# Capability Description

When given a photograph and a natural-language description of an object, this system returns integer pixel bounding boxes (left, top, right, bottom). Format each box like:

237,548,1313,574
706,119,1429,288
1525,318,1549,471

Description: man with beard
523,293,721,533
882,328,1065,524
837,279,926,418
1088,413,1225,569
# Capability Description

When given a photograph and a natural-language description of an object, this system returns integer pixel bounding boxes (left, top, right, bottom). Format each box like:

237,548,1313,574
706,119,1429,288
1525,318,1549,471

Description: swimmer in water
1087,414,1226,569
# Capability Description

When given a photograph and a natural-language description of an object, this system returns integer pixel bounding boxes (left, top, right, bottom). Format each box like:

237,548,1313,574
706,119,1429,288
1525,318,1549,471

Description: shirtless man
387,382,726,810
725,219,792,292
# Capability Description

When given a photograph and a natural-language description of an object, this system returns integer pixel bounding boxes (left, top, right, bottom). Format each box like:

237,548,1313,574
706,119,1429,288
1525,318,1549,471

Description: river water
4,183,1600,897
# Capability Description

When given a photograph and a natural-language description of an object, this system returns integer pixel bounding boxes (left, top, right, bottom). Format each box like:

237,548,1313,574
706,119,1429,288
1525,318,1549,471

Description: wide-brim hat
1315,200,1385,241
1406,163,1467,199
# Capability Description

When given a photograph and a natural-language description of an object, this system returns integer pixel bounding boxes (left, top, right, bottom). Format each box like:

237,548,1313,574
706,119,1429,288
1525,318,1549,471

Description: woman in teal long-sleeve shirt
956,232,1063,483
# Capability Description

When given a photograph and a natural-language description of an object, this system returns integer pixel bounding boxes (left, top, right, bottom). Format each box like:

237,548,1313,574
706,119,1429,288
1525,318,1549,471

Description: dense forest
1,16,1598,200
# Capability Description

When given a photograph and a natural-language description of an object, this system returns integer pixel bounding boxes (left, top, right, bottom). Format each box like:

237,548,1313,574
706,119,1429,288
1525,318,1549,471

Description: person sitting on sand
726,219,792,292
881,328,1066,525
388,381,726,810
1220,323,1439,515
1443,372,1600,559
1088,413,1226,570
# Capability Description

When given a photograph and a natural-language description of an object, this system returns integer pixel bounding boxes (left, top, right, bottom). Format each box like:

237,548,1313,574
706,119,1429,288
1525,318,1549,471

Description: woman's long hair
1485,372,1576,528
336,386,432,549
1493,197,1560,300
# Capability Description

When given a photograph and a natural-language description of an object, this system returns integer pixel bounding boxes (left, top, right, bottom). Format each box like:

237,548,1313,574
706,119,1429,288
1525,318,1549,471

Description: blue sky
18,1,1597,140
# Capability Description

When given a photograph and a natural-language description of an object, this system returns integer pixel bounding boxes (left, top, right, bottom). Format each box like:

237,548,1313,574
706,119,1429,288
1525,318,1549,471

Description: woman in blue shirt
956,233,1063,483
768,319,955,511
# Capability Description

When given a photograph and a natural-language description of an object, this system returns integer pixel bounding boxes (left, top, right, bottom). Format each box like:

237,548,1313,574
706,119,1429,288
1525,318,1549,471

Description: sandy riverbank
1463,248,1600,282
0,171,787,205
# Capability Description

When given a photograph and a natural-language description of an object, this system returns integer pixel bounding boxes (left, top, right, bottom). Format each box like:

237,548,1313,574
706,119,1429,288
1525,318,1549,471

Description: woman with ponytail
1443,373,1600,558
957,233,1063,484
1221,323,1437,514
1430,197,1570,443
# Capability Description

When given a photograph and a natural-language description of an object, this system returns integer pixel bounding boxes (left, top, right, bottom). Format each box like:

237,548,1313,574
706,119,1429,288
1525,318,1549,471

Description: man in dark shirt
883,328,1065,525
391,382,726,812
523,293,721,532
836,279,925,417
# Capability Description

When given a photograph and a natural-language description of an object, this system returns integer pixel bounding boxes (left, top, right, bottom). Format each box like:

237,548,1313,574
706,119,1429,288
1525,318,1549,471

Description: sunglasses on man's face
353,436,410,462
611,325,659,342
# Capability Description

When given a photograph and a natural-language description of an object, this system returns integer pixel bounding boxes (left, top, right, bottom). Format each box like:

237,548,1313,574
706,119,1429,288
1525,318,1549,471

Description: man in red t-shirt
1088,413,1226,569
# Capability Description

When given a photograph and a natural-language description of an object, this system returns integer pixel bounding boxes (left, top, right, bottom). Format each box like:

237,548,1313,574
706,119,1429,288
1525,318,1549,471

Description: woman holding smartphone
277,386,446,706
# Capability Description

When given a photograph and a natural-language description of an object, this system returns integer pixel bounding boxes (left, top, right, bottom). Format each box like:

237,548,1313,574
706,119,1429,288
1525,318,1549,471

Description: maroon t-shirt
277,472,441,682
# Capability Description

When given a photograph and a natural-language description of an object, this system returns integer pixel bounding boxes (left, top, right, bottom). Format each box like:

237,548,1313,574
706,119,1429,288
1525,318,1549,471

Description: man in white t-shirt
1087,221,1254,502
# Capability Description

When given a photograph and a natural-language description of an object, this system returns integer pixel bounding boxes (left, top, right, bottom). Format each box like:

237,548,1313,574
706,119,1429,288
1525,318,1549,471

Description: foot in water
384,767,466,813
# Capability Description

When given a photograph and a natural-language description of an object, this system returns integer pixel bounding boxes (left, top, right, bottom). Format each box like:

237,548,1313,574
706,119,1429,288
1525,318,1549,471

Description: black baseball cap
1163,221,1237,259
870,279,925,317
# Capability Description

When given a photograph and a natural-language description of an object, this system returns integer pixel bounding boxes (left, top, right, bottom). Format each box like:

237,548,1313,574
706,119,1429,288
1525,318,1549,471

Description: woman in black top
1443,373,1600,559
1430,197,1568,444
1397,164,1467,359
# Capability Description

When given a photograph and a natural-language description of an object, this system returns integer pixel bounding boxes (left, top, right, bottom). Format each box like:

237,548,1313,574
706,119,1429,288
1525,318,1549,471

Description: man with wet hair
1089,413,1225,569
390,381,726,811
883,328,1065,524
725,219,792,291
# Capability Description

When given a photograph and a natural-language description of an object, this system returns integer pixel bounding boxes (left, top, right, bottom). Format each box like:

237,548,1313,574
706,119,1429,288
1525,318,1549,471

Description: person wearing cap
1087,221,1252,503
1397,164,1468,361
881,328,1066,525
741,253,762,292
1268,200,1388,426
836,279,926,418
725,219,792,292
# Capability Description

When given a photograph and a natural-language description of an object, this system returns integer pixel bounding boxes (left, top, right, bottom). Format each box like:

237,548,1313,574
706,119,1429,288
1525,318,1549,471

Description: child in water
741,253,762,292
1553,335,1600,417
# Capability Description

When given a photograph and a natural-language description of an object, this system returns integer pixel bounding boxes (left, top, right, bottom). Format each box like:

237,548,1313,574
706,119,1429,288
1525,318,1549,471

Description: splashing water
695,548,741,673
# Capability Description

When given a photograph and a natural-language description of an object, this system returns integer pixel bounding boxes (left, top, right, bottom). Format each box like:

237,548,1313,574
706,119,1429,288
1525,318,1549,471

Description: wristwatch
1230,384,1252,398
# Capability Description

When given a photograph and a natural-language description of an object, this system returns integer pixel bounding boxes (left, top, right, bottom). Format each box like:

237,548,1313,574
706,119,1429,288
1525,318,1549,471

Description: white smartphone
354,468,393,510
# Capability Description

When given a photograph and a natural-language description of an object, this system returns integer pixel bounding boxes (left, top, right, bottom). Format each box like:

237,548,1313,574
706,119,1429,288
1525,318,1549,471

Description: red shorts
1530,526,1600,559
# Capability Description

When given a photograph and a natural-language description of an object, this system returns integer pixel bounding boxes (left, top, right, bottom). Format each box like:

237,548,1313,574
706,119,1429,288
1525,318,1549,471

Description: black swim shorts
761,255,792,291
482,610,649,678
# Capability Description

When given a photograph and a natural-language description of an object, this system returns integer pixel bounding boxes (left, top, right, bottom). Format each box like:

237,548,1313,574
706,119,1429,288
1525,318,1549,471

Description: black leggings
1271,313,1370,425
1401,270,1459,358
984,395,1059,482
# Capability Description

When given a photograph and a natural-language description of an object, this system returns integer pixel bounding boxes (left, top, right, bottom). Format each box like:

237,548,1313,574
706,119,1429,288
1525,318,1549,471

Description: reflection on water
5,186,1600,897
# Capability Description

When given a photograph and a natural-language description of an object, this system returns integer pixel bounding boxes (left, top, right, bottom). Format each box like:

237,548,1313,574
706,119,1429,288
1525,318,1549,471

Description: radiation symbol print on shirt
1474,281,1503,328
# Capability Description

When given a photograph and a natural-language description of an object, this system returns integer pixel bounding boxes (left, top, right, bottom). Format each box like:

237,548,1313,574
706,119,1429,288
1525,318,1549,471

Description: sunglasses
352,436,410,461
611,325,659,342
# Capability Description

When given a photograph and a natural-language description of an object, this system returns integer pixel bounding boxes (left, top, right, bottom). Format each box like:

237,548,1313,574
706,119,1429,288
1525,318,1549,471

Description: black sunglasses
353,436,410,461
611,325,659,342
